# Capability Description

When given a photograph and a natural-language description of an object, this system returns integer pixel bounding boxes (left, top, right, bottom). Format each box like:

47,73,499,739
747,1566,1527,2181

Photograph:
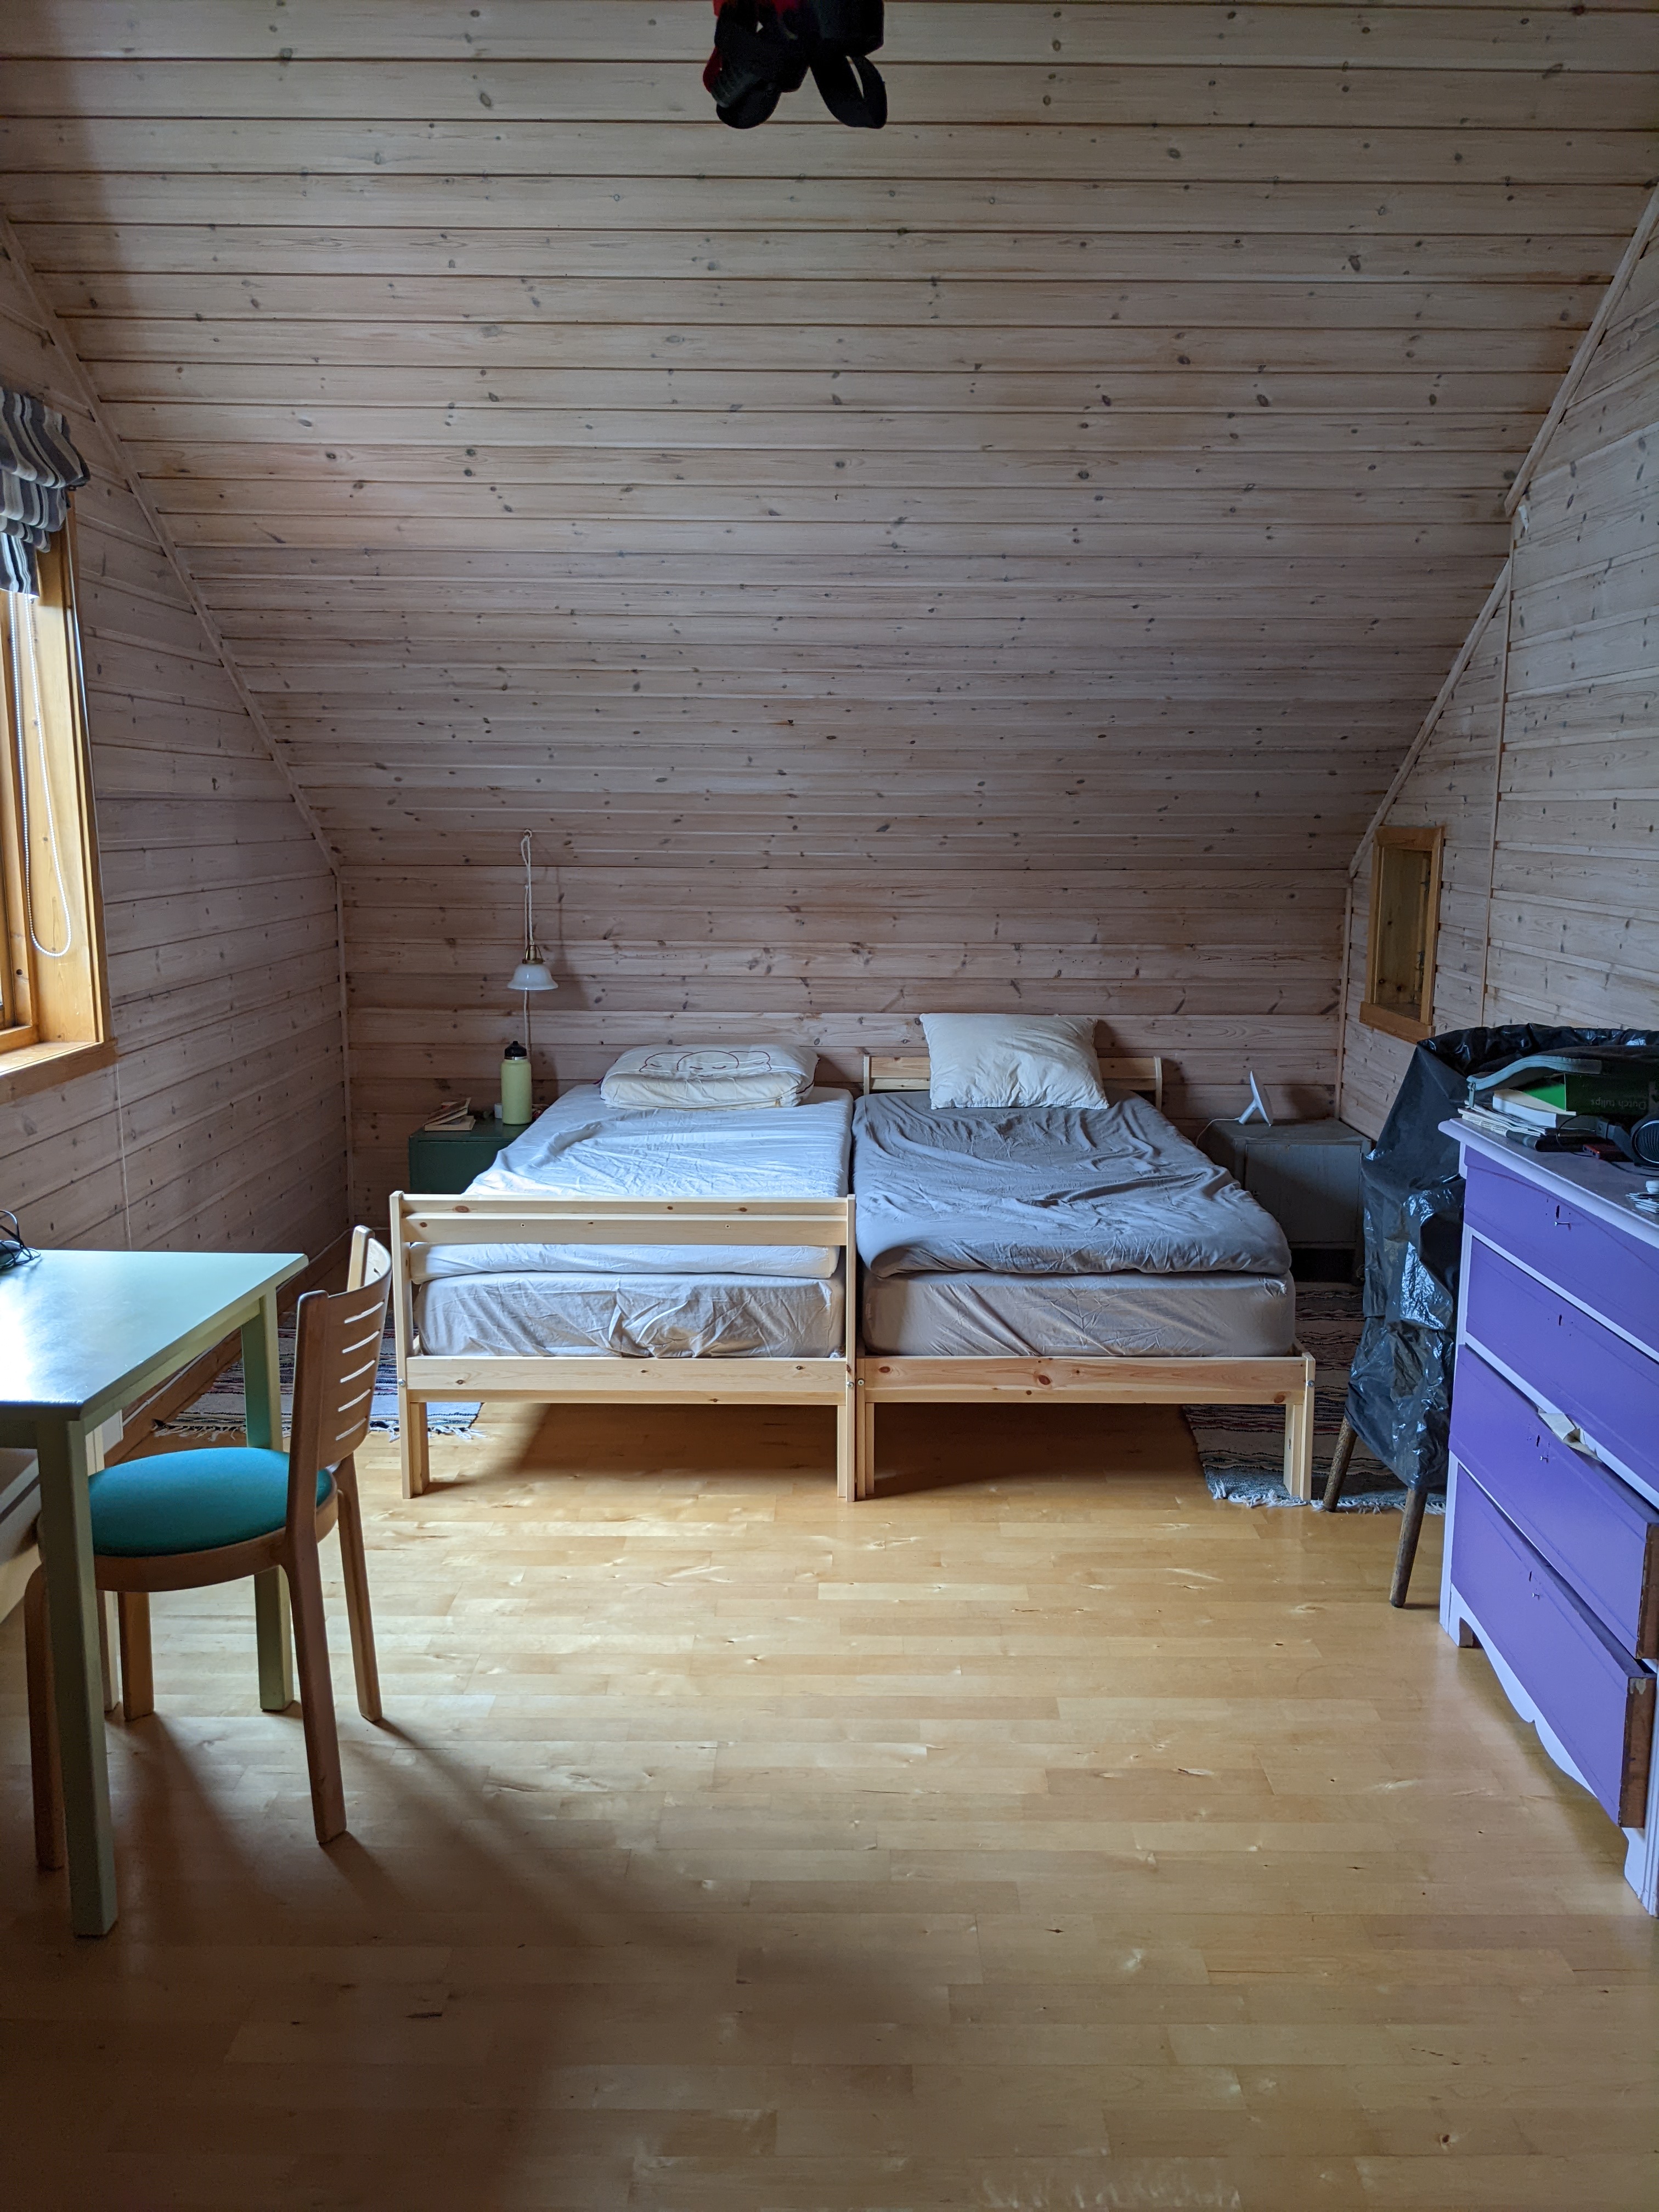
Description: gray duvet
852,1092,1291,1280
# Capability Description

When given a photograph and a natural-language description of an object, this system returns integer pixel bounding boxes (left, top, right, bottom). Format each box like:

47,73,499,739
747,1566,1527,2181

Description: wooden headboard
862,1053,1165,1111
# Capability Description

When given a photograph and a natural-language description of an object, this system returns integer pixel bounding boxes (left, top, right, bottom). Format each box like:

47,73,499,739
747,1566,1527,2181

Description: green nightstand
406,1121,531,1194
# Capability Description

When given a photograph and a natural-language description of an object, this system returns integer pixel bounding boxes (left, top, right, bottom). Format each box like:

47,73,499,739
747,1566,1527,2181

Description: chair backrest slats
286,1235,393,1528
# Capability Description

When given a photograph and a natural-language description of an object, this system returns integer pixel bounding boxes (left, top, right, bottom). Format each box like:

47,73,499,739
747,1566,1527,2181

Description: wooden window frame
0,525,114,1104
1359,823,1444,1045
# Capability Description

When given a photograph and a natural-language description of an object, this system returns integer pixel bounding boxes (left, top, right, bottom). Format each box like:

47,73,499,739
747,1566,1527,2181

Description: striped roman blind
1,387,88,598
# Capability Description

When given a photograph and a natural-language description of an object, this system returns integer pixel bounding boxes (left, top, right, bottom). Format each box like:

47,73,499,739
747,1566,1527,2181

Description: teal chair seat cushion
88,1448,332,1558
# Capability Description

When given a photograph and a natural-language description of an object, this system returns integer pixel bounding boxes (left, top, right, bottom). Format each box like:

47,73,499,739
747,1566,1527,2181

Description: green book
1527,1069,1659,1116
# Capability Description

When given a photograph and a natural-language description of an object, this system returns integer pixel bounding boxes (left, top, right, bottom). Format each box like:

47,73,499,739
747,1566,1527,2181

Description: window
0,527,113,1102
1361,823,1444,1044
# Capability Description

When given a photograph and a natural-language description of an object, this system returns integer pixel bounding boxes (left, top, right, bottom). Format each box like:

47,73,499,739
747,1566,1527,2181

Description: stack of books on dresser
1459,1059,1659,1148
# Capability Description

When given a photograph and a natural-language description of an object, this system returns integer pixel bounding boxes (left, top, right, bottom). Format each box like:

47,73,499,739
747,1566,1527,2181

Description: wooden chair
1322,1414,1432,1607
26,1231,391,1863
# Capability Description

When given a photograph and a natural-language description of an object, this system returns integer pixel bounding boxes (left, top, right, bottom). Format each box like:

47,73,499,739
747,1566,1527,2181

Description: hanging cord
521,830,535,1057
11,599,74,960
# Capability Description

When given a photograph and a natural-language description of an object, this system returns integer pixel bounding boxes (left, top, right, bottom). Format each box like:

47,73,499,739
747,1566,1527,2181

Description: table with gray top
0,1248,304,1934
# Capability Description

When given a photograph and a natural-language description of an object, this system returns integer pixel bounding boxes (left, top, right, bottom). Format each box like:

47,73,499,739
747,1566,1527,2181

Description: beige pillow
600,1041,818,1110
919,1014,1106,1108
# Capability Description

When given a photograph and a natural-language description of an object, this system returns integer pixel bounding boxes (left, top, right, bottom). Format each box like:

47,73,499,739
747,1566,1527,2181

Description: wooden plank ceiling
2,2,1656,1170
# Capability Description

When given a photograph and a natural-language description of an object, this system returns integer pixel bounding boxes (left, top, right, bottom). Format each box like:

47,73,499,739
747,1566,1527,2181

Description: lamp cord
522,830,534,1079
0,1210,35,1273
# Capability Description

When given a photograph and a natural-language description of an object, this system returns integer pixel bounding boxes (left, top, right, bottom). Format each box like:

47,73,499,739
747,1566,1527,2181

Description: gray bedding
419,1271,844,1360
862,1270,1295,1359
852,1092,1292,1281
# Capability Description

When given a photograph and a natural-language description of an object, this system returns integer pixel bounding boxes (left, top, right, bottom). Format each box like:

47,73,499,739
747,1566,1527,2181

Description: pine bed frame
853,1054,1317,1503
390,1191,859,1500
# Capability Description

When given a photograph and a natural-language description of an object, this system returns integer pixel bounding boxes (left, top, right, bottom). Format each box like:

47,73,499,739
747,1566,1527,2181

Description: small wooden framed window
0,527,114,1103
1361,823,1444,1044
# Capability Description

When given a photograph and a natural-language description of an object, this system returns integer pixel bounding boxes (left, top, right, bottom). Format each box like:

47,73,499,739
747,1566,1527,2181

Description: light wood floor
2,1403,1656,2209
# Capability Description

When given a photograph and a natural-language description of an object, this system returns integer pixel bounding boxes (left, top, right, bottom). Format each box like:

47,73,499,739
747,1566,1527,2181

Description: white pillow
600,1041,819,1111
919,1014,1107,1109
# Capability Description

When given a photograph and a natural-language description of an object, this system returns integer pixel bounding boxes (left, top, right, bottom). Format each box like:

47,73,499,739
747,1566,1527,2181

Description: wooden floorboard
2,1402,1656,2208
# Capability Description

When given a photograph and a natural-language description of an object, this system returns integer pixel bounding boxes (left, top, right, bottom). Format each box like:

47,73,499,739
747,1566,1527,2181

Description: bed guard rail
388,1192,860,1501
393,1192,854,1250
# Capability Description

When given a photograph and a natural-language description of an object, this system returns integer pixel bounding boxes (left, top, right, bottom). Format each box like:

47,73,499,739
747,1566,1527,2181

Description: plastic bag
1345,1024,1659,1491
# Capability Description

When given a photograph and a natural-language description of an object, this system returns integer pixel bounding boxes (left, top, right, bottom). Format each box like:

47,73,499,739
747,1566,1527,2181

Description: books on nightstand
423,1098,477,1132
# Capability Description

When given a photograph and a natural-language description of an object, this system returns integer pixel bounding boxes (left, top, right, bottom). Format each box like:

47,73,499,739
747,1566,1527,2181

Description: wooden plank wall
1339,223,1658,1139
0,242,348,1258
348,868,1346,1204
3,6,1655,1217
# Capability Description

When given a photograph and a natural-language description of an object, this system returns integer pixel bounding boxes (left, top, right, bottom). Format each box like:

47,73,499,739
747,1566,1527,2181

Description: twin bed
391,1047,1315,1504
391,1084,860,1496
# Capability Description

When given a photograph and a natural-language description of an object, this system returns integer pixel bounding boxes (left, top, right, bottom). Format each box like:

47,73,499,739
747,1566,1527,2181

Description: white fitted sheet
418,1271,845,1360
416,1083,853,1284
862,1269,1296,1358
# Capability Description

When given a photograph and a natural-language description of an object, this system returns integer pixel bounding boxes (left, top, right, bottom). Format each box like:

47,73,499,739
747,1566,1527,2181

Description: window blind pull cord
12,606,74,960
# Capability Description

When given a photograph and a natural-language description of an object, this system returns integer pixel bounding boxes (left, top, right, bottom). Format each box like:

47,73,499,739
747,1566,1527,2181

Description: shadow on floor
510,1397,1201,1500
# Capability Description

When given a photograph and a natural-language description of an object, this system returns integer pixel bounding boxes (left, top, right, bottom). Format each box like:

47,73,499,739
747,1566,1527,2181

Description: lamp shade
509,960,557,992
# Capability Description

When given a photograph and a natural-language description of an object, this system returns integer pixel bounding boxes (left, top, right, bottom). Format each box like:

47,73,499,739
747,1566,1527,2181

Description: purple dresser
1442,1125,1659,1912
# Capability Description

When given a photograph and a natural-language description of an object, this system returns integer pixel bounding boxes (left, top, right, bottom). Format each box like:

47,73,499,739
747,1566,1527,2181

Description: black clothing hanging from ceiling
703,0,888,130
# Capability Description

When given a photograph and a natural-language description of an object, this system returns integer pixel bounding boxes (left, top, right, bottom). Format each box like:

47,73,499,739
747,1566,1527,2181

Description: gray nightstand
1199,1118,1367,1274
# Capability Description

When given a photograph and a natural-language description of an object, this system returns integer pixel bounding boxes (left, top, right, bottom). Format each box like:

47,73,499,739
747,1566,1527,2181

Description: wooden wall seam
0,257,349,1260
1339,213,1658,1138
1476,546,1517,1023
1347,562,1511,884
0,214,358,1244
0,215,338,878
1505,180,1659,516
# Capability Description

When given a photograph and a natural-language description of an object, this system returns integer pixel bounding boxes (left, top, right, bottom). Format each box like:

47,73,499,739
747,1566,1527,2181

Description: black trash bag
703,0,886,129
1347,1023,1659,1494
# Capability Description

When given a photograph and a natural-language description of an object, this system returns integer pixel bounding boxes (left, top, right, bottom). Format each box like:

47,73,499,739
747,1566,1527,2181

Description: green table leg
34,1419,117,1936
241,1293,294,1711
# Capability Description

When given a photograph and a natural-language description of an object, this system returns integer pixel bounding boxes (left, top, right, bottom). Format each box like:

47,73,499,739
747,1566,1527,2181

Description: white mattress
862,1269,1296,1358
416,1084,853,1284
419,1271,844,1360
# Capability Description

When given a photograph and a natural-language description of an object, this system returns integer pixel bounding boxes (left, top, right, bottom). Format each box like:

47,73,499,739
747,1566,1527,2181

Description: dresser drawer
1466,1153,1659,1362
1451,1473,1655,1826
1464,1240,1659,1495
1451,1348,1659,1658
